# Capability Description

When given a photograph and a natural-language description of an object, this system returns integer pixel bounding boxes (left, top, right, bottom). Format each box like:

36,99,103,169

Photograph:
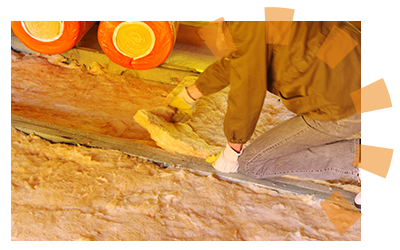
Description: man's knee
238,151,267,178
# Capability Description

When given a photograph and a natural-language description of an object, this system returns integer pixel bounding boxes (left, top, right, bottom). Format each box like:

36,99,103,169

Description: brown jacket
195,21,361,144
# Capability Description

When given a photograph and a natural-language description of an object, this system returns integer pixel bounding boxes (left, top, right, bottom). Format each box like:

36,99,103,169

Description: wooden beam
12,114,360,211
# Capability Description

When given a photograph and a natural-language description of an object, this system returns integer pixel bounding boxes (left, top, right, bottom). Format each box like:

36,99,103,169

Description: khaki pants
238,113,361,180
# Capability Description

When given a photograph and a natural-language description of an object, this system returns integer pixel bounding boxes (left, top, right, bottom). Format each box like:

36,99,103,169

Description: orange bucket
98,21,179,70
11,21,94,54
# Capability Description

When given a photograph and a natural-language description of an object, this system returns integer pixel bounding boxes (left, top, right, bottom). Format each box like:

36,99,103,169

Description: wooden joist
12,114,360,211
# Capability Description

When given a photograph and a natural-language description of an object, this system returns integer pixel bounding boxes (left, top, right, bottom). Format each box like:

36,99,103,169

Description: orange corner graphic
316,25,358,69
354,145,393,178
264,7,295,45
351,78,392,114
197,17,237,60
213,16,225,22
320,191,362,234
350,88,362,114
352,143,361,168
264,7,295,21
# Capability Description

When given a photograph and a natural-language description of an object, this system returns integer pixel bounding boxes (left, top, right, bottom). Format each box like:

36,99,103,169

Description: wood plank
75,21,102,52
11,114,360,211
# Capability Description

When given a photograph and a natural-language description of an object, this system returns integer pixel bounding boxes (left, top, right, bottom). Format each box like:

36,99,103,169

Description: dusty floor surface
11,128,360,241
11,50,174,147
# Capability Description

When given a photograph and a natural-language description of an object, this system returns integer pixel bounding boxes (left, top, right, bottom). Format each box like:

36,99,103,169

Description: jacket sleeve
223,21,268,144
194,54,231,96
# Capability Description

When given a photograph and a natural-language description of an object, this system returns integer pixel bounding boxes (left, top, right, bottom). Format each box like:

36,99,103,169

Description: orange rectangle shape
320,191,362,234
350,88,362,114
264,7,295,21
316,25,358,69
265,21,293,45
350,78,392,114
264,7,294,45
358,145,393,178
197,17,236,60
352,144,361,167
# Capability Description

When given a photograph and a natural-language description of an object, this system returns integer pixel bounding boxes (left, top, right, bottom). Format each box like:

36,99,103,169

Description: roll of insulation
98,21,179,70
11,21,95,54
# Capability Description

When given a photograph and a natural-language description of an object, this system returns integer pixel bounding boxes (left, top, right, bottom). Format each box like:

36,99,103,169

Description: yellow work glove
206,144,241,173
168,87,196,123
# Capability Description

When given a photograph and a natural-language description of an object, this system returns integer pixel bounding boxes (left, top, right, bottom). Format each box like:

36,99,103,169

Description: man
169,21,361,207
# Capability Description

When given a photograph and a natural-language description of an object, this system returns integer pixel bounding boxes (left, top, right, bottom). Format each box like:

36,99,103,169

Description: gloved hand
206,143,242,173
168,87,196,123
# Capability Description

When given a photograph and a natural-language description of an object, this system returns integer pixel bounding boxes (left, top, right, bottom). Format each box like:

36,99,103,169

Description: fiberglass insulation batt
11,128,360,240
11,21,94,54
11,50,361,240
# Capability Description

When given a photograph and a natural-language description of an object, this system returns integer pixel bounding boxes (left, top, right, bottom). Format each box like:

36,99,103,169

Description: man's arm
224,21,268,146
